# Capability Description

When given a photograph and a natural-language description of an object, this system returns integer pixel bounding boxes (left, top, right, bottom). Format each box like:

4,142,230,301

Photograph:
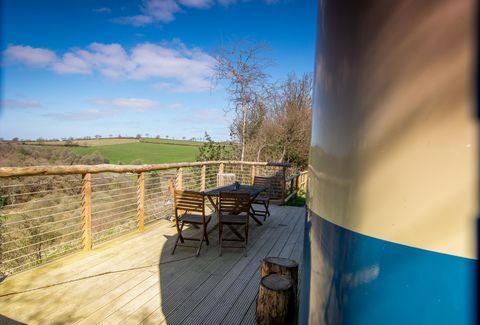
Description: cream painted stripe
307,163,477,260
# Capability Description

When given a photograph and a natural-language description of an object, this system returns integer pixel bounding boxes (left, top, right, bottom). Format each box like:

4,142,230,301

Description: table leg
249,209,263,225
206,195,218,211
249,194,263,225
206,195,244,239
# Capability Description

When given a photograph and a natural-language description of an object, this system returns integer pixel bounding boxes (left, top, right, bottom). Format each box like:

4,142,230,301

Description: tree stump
261,257,299,304
256,274,294,325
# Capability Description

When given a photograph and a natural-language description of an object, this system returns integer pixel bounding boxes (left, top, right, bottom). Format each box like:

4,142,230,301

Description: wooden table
204,184,267,226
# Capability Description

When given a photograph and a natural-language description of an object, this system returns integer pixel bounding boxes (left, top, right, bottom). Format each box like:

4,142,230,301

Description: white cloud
217,0,237,6
53,53,92,74
179,0,214,8
3,41,214,93
1,99,42,109
4,45,57,67
115,0,181,26
112,15,154,26
113,0,279,26
93,7,111,13
43,109,108,121
143,0,181,22
95,98,160,112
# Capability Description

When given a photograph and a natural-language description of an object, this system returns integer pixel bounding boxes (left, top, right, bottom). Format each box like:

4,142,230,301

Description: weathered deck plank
183,207,300,325
207,207,305,325
141,208,292,324
0,205,304,325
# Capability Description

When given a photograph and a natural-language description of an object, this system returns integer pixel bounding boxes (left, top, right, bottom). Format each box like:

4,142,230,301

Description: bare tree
232,73,312,168
213,40,271,161
264,73,312,168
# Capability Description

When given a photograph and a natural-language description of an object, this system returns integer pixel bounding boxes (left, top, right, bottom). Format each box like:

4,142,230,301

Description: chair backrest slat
253,176,272,187
219,192,250,215
174,190,205,213
253,176,273,196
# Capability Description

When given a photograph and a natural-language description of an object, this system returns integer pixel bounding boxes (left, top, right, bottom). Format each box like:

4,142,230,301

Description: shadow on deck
0,205,305,324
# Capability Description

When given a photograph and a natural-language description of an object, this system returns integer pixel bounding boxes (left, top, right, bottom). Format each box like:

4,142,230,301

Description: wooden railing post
201,164,206,191
219,162,224,174
81,173,92,251
137,172,145,232
177,167,183,190
281,166,287,204
251,165,256,185
295,174,299,194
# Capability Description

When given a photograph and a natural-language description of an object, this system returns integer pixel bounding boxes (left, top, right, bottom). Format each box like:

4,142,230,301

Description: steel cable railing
0,161,295,277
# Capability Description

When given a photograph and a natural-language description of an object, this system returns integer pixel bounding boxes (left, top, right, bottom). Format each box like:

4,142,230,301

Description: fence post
281,166,287,204
81,173,92,251
177,167,183,190
251,165,256,184
295,174,300,194
137,172,145,232
219,162,225,174
201,164,206,191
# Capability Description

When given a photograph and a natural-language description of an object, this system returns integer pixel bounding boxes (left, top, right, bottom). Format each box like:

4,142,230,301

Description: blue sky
0,0,316,141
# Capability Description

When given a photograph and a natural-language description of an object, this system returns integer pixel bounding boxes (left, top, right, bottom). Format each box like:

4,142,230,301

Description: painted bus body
303,0,477,323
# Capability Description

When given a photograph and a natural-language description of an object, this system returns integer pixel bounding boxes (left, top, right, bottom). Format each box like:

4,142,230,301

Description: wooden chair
251,176,272,221
218,192,251,256
172,189,212,257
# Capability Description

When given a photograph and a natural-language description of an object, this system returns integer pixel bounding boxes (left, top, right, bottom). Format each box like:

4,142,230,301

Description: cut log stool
257,257,299,324
261,257,299,306
256,274,294,325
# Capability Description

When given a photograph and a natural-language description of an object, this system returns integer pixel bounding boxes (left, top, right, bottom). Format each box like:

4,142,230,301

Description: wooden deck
0,205,305,324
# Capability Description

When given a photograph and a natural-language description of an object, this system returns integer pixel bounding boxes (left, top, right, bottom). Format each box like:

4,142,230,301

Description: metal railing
0,161,306,277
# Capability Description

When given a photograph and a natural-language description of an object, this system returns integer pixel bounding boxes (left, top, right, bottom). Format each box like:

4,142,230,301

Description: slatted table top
204,184,266,197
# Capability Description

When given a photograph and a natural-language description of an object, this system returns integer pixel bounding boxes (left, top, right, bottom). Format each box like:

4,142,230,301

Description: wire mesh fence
0,161,297,277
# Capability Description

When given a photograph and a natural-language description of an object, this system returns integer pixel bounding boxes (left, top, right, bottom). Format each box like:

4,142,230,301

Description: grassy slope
71,142,199,164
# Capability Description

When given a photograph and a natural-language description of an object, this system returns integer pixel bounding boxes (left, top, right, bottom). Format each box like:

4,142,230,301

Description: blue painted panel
303,212,476,324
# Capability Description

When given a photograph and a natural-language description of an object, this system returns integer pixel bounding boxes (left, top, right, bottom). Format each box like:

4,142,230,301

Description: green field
71,142,200,164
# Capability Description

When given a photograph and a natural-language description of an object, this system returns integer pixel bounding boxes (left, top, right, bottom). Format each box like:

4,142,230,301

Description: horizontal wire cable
3,229,83,255
93,215,136,230
91,190,137,202
3,186,82,197
91,196,137,207
0,192,82,209
3,215,81,237
1,201,82,218
3,237,83,264
91,185,137,194
2,221,82,245
92,207,138,223
92,201,137,215
4,207,82,226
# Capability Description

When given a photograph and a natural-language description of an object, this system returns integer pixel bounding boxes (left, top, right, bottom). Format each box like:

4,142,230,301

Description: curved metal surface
305,0,477,323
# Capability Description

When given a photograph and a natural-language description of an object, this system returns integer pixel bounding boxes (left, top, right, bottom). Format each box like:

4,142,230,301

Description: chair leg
196,233,204,257
219,223,223,256
171,222,185,255
204,225,209,246
244,224,248,257
179,222,185,243
172,234,180,255
263,201,270,220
